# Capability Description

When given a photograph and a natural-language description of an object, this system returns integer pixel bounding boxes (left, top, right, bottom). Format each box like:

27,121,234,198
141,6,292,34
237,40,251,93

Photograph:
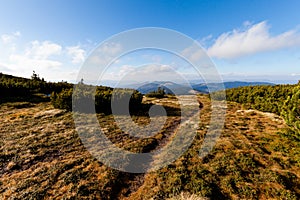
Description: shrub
51,88,73,111
223,83,300,140
51,84,143,114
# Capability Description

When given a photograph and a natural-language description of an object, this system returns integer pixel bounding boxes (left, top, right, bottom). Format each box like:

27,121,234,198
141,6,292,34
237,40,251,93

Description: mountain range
126,81,275,94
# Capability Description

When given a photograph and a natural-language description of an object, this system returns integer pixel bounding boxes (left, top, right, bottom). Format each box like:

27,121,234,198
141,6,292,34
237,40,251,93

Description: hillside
0,95,299,199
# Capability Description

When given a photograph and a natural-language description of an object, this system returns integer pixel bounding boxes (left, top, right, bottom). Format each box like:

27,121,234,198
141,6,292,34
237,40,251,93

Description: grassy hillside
1,73,299,199
0,94,299,199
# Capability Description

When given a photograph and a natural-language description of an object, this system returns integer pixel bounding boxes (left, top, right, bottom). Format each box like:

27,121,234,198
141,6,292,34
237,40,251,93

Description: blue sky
1,0,300,84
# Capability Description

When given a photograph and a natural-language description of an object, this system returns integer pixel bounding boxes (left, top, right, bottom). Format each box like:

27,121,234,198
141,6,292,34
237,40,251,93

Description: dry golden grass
0,96,299,199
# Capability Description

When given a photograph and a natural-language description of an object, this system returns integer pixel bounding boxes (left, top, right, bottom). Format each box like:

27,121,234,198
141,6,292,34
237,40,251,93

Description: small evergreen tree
31,71,41,81
145,87,166,98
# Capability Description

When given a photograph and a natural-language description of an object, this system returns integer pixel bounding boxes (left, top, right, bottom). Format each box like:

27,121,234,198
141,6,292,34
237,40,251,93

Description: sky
1,0,300,84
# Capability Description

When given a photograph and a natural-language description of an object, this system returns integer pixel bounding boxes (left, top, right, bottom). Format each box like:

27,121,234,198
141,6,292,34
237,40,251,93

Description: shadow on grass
0,94,50,106
130,103,181,117
74,102,181,117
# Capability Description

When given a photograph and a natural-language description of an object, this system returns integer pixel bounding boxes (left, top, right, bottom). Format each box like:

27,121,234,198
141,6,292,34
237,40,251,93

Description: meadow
0,73,299,199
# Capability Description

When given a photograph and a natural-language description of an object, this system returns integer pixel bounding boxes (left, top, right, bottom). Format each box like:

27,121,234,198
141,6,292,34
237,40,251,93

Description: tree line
0,72,143,114
0,72,72,98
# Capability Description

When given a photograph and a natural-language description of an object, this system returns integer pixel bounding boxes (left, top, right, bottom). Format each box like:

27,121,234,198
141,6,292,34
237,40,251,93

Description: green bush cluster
0,72,72,103
51,83,143,114
223,84,294,114
51,88,73,110
281,85,300,138
221,83,300,140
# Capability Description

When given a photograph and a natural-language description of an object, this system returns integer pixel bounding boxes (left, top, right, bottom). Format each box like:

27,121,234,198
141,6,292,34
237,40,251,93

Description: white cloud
0,63,12,71
123,64,176,77
25,40,62,59
207,21,300,59
9,54,62,70
1,31,21,44
0,32,89,81
66,45,86,64
181,43,207,62
88,42,122,66
141,64,174,74
4,40,63,72
119,65,136,75
198,34,212,47
103,64,184,82
291,73,300,76
99,42,122,55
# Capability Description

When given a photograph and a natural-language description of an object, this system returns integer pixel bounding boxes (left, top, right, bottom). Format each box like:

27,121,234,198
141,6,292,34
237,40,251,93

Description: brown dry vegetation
0,95,299,199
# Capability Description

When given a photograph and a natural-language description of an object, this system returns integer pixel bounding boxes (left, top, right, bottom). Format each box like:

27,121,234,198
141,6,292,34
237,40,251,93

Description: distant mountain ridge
128,81,195,95
192,81,275,93
127,81,275,94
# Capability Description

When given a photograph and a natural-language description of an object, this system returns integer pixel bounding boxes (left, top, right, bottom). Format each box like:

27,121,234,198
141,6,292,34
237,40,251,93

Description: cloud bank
0,31,86,80
207,21,300,59
1,31,21,44
67,45,86,64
